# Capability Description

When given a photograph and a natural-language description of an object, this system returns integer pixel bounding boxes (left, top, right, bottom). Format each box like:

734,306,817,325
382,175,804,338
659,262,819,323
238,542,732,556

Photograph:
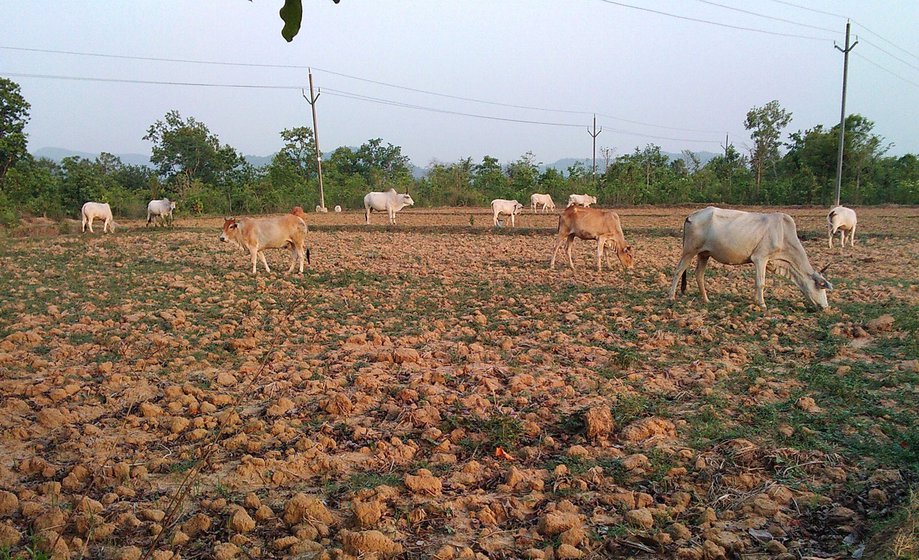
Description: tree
506,151,540,200
144,110,237,185
277,126,318,181
744,100,792,200
356,138,412,189
0,78,31,185
472,155,508,199
278,0,341,42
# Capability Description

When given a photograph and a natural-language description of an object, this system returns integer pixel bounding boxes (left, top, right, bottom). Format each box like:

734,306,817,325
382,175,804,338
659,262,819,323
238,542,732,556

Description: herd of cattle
77,189,859,310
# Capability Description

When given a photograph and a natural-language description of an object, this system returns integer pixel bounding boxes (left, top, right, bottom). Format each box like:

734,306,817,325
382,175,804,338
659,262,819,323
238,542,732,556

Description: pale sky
2,1,917,167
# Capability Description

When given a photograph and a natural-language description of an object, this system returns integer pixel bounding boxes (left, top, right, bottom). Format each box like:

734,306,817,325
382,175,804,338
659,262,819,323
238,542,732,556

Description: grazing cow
364,188,414,225
550,206,634,272
147,198,176,226
491,199,524,227
334,205,342,213
219,210,310,274
668,207,832,310
827,206,857,249
315,205,328,213
81,202,115,234
567,194,597,208
530,193,555,213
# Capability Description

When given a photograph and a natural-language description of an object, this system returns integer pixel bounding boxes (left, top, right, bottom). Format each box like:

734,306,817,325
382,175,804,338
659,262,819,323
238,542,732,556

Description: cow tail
306,248,311,265
681,270,687,294
828,210,836,221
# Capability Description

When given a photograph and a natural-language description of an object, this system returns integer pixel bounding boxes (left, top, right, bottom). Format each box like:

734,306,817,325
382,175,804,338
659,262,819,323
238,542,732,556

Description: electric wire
691,0,837,33
858,37,919,74
853,53,919,90
595,0,828,40
852,21,919,64
763,0,847,20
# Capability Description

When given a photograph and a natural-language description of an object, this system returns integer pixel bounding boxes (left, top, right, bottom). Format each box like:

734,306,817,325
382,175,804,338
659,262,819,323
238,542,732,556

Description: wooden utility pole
588,114,602,180
833,21,858,207
302,69,326,211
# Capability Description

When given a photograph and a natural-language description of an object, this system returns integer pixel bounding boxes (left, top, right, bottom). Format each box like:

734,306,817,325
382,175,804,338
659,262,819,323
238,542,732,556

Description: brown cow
549,206,634,272
220,210,310,274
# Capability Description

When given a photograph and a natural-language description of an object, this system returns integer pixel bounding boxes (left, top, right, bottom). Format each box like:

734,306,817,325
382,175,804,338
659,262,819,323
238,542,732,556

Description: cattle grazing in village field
81,202,115,234
567,194,597,208
550,206,634,272
530,193,555,213
147,198,176,226
491,199,524,227
827,206,857,249
669,207,832,310
334,205,342,213
219,209,310,274
364,189,415,225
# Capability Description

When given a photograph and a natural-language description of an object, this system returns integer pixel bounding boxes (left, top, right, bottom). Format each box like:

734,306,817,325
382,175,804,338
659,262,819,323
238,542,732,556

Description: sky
2,1,918,168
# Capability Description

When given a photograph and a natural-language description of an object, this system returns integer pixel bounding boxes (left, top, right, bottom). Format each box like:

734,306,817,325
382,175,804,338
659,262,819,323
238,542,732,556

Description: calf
827,206,857,249
491,199,524,227
550,206,633,272
219,211,310,274
81,202,115,234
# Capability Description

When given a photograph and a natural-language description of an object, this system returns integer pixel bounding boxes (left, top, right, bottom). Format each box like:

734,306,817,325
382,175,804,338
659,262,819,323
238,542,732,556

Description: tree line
1,78,917,228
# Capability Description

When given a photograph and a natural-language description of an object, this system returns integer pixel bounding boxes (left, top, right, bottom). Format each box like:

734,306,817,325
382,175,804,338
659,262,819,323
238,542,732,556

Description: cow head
401,194,415,207
513,202,524,214
219,218,238,242
618,245,634,269
797,263,833,310
589,196,598,205
170,201,177,210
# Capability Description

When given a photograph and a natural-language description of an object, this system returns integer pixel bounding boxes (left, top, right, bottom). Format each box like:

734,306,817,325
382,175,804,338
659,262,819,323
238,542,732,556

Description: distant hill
33,147,153,168
544,151,719,174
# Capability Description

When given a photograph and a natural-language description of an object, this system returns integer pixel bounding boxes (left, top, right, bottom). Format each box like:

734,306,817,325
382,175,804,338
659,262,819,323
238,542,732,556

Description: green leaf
280,0,303,42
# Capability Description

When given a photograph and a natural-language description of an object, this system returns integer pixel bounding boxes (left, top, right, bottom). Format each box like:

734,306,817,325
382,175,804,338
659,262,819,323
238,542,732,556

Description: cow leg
510,214,515,228
828,225,834,248
259,252,271,273
695,255,711,303
287,245,297,273
752,257,768,309
596,239,604,272
668,253,695,300
565,235,577,271
850,223,856,246
87,217,95,233
549,236,566,269
81,216,87,233
249,249,259,274
365,207,371,225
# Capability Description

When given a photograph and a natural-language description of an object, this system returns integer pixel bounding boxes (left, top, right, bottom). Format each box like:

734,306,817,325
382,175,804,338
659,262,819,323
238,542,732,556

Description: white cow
147,199,176,226
827,206,857,249
334,205,342,213
567,194,597,208
364,188,414,225
669,207,832,310
491,199,524,227
530,193,555,213
315,205,328,213
81,202,115,234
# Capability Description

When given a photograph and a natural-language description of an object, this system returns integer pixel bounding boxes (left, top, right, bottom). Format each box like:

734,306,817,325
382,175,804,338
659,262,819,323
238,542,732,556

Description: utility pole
833,21,858,207
302,69,326,211
723,133,729,157
588,114,602,181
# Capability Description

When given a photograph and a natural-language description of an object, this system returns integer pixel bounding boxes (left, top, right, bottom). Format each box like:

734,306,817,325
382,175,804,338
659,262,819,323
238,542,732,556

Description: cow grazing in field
334,205,342,213
492,199,524,227
567,194,597,208
81,202,115,234
219,211,310,274
550,206,633,272
828,206,857,249
315,205,328,213
364,188,414,225
530,193,555,213
147,198,176,226
668,207,832,310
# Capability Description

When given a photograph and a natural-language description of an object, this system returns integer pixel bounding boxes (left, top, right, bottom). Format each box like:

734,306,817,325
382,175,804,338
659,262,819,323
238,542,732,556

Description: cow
219,210,310,274
147,198,176,226
315,205,328,213
364,188,414,225
334,205,342,213
530,193,555,214
827,206,857,249
81,202,115,234
491,199,524,227
549,206,633,272
567,194,597,208
668,207,832,310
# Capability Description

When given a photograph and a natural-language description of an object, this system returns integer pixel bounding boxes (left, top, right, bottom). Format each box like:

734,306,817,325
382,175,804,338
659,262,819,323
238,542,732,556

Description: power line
595,0,828,40
763,0,847,20
691,0,837,33
0,71,302,90
853,21,919,64
853,53,919,90
0,44,725,134
859,37,919,74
